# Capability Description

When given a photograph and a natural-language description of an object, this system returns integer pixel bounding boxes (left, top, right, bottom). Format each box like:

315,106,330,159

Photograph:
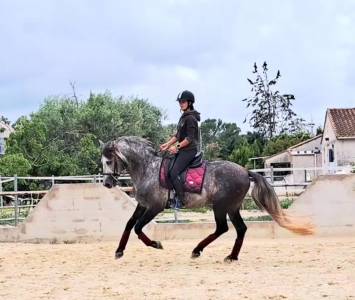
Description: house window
328,148,334,163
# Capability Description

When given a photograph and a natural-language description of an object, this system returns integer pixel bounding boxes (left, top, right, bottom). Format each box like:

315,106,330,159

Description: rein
102,150,129,183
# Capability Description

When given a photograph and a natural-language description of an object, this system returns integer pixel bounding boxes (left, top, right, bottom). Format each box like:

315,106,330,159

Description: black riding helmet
176,90,195,103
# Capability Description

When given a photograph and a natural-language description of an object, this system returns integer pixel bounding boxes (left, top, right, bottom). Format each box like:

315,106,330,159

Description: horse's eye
106,161,112,165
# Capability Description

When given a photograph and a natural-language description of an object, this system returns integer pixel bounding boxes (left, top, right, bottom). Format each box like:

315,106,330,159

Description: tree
243,62,297,139
200,119,242,160
316,126,323,135
0,153,31,176
218,122,241,159
0,115,11,125
200,119,223,146
228,138,254,167
5,93,166,176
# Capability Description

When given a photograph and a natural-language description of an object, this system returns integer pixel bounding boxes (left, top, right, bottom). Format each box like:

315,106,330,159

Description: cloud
0,0,355,131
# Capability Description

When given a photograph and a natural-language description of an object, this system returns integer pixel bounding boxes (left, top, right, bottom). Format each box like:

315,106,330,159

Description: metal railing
1,166,353,225
0,174,132,226
250,165,354,184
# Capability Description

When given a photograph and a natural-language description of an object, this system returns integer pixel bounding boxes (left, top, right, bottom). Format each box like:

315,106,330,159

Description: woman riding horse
160,90,201,208
102,136,313,262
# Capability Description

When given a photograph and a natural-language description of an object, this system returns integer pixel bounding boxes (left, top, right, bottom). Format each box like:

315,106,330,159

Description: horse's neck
125,151,160,184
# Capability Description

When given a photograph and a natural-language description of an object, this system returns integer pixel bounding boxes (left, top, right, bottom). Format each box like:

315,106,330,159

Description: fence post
270,166,274,184
174,209,178,223
0,175,3,207
14,175,18,226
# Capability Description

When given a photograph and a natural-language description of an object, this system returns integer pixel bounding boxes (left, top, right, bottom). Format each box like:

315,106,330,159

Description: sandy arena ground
1,236,355,300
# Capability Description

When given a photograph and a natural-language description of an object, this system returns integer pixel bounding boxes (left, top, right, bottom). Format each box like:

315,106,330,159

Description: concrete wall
336,139,355,165
2,176,355,243
0,183,141,243
291,135,321,152
264,151,290,168
289,174,355,236
291,155,319,183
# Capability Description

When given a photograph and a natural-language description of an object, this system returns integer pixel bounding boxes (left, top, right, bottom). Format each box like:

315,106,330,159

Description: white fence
1,166,353,225
250,165,354,183
0,174,131,225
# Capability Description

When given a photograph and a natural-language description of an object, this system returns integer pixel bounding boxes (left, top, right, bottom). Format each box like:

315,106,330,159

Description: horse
101,136,314,262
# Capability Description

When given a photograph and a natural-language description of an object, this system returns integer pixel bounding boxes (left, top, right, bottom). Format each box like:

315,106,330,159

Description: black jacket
175,110,201,151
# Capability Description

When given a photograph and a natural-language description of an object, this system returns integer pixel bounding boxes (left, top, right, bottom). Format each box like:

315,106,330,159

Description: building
0,121,14,156
321,108,355,169
264,134,322,183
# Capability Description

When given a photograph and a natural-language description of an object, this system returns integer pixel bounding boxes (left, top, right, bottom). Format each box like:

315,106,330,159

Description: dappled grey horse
101,136,313,262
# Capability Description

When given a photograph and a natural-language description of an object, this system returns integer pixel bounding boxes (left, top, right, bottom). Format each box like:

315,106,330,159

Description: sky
0,0,355,133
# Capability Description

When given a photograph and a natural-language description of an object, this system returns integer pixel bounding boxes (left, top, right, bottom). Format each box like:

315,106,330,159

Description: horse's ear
99,140,105,149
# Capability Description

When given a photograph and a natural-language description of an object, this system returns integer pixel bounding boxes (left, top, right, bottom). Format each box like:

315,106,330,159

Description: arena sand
0,236,355,299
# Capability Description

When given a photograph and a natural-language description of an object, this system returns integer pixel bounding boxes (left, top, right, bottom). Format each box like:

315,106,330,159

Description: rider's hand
168,145,178,154
160,143,169,151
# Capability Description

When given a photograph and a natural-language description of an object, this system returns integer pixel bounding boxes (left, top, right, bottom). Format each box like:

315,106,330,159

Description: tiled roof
328,108,355,138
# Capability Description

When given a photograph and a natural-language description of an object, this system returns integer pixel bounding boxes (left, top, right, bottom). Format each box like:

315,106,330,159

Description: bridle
102,151,128,184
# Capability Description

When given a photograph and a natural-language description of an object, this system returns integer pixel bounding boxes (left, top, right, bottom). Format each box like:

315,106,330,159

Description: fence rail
250,166,354,173
0,174,132,226
1,166,353,226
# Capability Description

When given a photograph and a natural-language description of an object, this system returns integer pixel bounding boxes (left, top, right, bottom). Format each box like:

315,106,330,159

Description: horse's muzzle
104,182,113,189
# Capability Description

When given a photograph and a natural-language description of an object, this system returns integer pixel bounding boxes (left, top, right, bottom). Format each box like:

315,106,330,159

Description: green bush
0,207,31,225
244,215,272,221
241,197,294,210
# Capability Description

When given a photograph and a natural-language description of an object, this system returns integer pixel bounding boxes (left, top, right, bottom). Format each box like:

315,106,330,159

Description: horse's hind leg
224,209,247,263
191,207,228,258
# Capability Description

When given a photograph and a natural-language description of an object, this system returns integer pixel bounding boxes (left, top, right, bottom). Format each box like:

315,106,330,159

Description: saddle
159,152,207,194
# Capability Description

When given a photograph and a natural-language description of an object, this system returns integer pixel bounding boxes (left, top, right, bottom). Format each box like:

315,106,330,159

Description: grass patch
163,207,211,213
0,207,31,225
242,197,294,210
280,197,294,209
244,215,272,221
156,219,192,223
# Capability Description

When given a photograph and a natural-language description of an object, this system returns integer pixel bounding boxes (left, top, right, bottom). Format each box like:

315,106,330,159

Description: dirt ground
155,209,268,223
1,236,355,300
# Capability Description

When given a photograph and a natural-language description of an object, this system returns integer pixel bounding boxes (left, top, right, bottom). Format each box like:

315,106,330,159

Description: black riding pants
169,149,197,196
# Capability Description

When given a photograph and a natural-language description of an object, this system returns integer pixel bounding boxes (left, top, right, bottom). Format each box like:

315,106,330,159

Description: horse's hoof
191,251,200,259
115,251,124,259
151,241,163,249
224,255,238,263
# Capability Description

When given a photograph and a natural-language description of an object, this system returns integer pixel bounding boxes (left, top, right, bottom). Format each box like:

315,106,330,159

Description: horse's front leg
134,205,164,249
115,204,146,259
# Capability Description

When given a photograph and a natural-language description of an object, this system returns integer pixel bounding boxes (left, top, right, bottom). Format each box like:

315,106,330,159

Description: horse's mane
117,136,159,157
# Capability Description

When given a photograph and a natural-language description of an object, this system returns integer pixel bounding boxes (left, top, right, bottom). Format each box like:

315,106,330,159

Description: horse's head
101,140,128,189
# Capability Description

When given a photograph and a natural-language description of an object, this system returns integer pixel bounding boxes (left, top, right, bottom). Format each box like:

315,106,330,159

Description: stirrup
172,192,183,209
173,196,183,209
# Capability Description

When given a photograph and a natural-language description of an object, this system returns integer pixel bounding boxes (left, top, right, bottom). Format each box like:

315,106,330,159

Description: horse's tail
248,171,314,235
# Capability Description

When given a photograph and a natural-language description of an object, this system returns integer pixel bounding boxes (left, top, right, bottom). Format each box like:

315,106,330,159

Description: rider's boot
172,176,185,209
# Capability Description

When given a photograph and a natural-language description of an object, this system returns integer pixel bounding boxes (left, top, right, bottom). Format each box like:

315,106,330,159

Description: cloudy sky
0,0,354,132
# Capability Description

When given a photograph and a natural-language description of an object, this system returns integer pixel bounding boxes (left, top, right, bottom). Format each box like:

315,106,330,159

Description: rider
160,90,201,208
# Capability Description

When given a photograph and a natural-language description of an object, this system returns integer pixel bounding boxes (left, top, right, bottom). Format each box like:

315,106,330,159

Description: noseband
102,153,128,183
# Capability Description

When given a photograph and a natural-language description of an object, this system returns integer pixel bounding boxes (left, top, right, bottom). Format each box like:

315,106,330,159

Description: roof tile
328,108,355,138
